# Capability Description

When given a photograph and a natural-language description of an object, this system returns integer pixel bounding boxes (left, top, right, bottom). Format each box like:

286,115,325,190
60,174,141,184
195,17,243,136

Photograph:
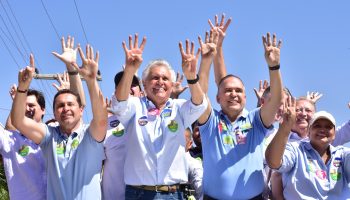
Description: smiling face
25,95,45,123
292,99,316,137
216,76,246,117
53,93,83,132
143,65,173,107
309,118,335,149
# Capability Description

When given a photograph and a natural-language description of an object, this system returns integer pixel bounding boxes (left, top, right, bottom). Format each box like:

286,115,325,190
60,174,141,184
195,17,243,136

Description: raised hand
52,71,70,91
262,33,282,67
198,29,218,59
179,40,200,80
74,44,99,81
18,54,36,91
280,95,296,128
9,84,17,100
254,80,269,101
306,91,323,104
122,34,146,73
208,14,232,47
171,72,189,99
52,36,77,72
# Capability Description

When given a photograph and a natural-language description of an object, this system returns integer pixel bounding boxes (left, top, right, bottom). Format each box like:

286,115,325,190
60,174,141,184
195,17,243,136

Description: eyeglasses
295,107,313,114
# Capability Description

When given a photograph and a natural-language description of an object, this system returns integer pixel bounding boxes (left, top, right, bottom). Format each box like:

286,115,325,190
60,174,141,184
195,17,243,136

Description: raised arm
52,72,70,91
52,36,86,107
253,80,269,107
5,84,17,131
197,30,218,124
260,33,284,127
306,91,323,104
115,34,146,101
208,14,232,85
74,45,107,142
265,96,296,169
11,55,46,144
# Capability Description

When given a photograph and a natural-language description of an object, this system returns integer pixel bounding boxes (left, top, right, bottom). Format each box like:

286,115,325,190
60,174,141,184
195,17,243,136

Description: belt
130,184,182,193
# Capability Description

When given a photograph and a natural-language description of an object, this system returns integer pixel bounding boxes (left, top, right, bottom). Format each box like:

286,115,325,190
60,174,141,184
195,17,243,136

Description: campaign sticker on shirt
316,170,327,180
162,108,172,118
330,169,341,181
71,139,79,149
218,120,228,133
235,130,246,145
109,119,120,128
18,145,29,157
56,143,64,155
168,120,179,132
112,126,124,137
240,122,252,132
306,159,316,173
223,134,234,145
333,157,342,167
148,108,160,116
138,116,148,126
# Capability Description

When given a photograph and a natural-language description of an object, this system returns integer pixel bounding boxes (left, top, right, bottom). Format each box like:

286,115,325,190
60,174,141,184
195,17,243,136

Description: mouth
153,87,165,93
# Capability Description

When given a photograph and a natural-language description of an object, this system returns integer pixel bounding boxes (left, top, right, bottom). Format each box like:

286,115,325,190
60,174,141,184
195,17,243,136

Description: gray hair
142,59,176,82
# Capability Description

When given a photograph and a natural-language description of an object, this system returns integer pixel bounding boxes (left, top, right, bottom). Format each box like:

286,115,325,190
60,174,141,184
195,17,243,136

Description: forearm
86,79,107,141
68,71,86,107
265,126,290,169
198,57,212,93
115,69,135,101
213,47,227,86
188,83,204,105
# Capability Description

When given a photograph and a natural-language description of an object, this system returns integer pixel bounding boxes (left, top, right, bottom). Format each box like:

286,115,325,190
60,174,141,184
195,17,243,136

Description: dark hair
27,89,45,119
53,89,82,111
217,74,245,89
114,71,141,89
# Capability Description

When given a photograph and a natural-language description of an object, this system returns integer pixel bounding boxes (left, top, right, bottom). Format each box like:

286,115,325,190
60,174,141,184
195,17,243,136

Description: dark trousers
203,193,264,200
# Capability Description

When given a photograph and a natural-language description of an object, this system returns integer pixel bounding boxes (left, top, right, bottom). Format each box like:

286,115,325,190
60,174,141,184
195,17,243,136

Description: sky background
0,0,350,145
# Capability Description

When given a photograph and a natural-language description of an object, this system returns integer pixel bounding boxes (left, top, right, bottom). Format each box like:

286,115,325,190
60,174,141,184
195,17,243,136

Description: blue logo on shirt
138,116,148,126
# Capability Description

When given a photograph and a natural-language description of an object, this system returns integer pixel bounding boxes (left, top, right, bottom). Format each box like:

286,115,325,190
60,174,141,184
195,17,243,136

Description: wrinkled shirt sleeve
179,97,208,129
277,142,297,173
111,95,137,126
332,120,350,146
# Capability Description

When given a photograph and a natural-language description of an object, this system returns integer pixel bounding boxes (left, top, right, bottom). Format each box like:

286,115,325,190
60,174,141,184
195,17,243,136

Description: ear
216,94,220,104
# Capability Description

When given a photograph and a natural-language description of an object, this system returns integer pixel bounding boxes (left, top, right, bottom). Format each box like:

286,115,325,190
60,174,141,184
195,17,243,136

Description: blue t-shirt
199,108,272,199
40,124,105,200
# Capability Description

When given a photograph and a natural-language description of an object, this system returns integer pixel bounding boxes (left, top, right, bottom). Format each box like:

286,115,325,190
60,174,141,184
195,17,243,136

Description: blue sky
1,0,350,140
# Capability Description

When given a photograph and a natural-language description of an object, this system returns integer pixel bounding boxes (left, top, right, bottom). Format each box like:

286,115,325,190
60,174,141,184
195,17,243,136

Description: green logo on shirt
330,169,341,181
18,145,29,157
223,135,233,145
112,126,124,137
71,139,79,149
56,143,64,155
168,120,178,132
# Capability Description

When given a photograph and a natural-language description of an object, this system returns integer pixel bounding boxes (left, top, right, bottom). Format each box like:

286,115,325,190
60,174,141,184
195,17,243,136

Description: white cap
309,111,336,128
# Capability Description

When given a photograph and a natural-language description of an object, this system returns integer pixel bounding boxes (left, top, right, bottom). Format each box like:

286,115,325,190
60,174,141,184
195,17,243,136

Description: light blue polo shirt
278,141,350,200
200,108,272,199
40,124,105,200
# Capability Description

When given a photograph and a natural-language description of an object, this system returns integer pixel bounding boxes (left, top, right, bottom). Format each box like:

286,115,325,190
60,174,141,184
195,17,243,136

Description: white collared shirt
111,95,207,185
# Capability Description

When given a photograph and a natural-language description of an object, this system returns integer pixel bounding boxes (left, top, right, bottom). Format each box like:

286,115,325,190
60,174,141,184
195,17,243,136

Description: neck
311,142,330,164
59,120,81,136
223,110,242,123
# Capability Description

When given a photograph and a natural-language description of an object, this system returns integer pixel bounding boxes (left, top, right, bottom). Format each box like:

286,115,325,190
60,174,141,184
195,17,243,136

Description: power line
73,0,89,44
0,32,21,69
39,0,60,40
0,26,26,64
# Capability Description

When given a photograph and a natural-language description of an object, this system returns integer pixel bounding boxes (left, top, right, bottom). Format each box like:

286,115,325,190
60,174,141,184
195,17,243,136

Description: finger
208,19,215,29
95,51,100,63
185,40,190,55
272,33,277,47
198,36,203,49
263,80,268,89
134,33,139,49
179,74,184,82
219,13,225,27
29,54,35,69
209,29,214,43
267,32,271,46
277,40,282,49
122,41,128,55
70,36,74,48
223,17,232,32
215,15,219,26
52,52,62,60
67,36,71,48
61,37,66,49
128,35,133,49
176,72,180,81
89,45,94,60
205,31,209,43
258,80,262,90
191,41,195,55
52,83,60,91
179,42,185,57
140,36,147,51
78,46,85,61
57,73,63,84
195,47,201,60
262,36,268,51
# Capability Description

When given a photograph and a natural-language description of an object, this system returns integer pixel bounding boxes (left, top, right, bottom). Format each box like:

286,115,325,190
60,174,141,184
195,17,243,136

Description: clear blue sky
1,0,350,141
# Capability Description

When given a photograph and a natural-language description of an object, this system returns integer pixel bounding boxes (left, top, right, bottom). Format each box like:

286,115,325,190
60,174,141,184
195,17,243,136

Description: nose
157,78,164,85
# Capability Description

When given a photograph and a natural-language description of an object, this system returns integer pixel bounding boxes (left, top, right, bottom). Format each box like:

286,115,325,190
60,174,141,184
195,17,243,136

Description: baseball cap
114,71,140,88
309,111,336,128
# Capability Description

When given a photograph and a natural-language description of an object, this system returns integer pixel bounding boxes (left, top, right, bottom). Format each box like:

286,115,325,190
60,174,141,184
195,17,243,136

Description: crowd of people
1,14,350,200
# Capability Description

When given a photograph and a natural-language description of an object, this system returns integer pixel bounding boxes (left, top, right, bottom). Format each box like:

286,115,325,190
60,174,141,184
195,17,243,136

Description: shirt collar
144,97,173,110
219,108,249,123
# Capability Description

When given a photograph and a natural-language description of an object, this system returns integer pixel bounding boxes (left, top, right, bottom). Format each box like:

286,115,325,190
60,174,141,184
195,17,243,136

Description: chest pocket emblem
18,145,30,157
168,120,178,132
